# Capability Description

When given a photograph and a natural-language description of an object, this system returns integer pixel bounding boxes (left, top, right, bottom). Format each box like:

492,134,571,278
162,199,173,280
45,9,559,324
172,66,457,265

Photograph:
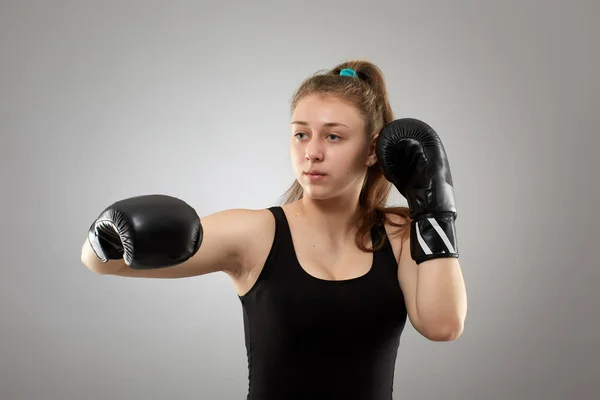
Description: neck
295,194,363,244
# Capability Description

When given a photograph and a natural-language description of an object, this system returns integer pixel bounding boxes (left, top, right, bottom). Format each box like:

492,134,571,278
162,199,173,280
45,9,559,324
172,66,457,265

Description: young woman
81,60,467,400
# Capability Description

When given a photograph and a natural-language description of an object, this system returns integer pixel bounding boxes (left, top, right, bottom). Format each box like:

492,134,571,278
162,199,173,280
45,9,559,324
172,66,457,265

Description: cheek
330,147,365,172
289,144,305,169
289,142,301,159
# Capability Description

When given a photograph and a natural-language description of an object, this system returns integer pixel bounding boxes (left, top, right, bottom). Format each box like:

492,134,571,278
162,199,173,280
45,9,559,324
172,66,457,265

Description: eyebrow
291,120,350,128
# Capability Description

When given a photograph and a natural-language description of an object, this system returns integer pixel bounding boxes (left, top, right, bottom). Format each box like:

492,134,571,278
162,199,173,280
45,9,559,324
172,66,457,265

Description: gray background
1,0,598,399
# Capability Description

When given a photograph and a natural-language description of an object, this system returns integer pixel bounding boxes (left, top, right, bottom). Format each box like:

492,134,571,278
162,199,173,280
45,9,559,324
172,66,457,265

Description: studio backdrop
1,1,598,399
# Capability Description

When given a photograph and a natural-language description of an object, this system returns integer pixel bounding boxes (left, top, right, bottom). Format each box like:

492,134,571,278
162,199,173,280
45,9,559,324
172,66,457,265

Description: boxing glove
376,118,458,264
87,194,203,269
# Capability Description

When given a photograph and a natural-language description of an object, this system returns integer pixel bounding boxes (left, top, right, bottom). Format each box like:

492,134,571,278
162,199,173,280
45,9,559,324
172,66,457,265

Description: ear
366,133,379,166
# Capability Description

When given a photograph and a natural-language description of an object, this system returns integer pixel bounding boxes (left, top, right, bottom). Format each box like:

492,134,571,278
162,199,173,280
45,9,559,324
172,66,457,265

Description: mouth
304,171,327,181
304,170,326,176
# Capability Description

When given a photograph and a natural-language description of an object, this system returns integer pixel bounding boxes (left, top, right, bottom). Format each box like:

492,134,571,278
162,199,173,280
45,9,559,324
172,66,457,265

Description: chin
300,186,331,200
303,192,330,201
302,180,364,203
302,185,345,201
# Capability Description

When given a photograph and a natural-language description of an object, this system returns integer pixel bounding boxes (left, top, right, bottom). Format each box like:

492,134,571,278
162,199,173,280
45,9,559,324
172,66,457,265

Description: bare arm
81,208,265,279
397,233,467,341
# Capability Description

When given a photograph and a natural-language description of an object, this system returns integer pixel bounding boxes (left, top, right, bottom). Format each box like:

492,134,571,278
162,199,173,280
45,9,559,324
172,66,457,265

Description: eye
294,132,307,140
327,134,341,141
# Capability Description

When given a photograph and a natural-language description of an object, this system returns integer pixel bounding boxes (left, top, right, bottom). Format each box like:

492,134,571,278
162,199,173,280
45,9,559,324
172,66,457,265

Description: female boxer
81,60,467,400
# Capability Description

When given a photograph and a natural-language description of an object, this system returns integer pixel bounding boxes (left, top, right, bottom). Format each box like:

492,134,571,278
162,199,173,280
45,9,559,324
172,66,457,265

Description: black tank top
238,206,407,400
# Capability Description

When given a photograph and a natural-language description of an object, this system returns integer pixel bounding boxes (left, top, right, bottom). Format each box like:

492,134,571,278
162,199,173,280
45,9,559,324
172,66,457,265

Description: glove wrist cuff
410,213,459,264
88,219,127,263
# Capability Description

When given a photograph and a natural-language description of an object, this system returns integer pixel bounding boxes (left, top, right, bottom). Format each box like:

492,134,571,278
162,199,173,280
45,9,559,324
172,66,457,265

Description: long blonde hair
280,59,411,252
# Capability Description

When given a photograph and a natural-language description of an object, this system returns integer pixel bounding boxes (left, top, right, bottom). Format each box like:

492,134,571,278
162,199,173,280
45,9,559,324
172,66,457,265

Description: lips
304,171,327,181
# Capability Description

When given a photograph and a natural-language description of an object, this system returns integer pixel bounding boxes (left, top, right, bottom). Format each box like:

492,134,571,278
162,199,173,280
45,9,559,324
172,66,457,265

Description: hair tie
339,68,358,78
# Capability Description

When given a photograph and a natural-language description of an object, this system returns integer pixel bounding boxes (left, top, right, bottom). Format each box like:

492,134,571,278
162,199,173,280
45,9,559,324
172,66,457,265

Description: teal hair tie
339,68,358,77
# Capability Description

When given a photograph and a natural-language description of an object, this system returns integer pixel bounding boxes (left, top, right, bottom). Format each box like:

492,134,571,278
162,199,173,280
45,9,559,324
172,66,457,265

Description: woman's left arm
377,118,468,341
397,233,467,342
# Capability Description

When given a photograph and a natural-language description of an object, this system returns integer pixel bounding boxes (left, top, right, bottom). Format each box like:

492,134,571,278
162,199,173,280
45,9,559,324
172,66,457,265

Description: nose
305,138,323,162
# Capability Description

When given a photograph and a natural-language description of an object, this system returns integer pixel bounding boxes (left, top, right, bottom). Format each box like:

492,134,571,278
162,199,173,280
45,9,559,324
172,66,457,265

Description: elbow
421,318,464,342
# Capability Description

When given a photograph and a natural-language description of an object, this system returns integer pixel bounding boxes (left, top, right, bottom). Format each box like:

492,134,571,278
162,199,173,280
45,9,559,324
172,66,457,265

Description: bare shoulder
236,207,276,254
209,207,273,230
208,207,275,264
218,207,276,296
382,211,411,262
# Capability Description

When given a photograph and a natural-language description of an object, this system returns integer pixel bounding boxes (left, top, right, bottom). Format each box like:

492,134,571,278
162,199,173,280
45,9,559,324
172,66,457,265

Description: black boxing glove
376,118,458,264
87,194,203,269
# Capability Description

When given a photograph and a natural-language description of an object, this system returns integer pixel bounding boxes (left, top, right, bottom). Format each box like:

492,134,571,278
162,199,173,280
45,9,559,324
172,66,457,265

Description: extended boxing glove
376,118,458,264
87,194,203,269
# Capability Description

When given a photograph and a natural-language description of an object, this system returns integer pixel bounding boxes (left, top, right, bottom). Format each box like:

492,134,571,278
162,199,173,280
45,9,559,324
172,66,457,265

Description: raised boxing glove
376,118,458,264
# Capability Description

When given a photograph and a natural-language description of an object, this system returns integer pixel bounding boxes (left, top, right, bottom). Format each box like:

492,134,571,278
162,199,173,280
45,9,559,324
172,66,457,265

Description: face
290,94,377,201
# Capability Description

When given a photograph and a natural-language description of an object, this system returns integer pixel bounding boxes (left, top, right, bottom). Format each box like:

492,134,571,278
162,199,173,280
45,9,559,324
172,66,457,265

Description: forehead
292,94,364,128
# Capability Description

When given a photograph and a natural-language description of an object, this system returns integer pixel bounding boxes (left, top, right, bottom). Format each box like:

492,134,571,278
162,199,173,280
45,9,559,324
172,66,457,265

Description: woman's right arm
81,208,268,279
